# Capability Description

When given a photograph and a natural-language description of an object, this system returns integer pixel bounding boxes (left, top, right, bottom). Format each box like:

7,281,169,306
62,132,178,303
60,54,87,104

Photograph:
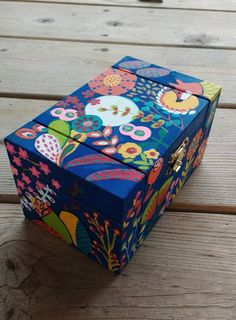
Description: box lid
112,56,222,102
34,65,209,178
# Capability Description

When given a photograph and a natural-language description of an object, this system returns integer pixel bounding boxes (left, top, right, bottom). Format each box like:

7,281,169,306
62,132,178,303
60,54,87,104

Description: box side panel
120,100,210,267
5,158,124,273
4,121,146,224
113,56,222,102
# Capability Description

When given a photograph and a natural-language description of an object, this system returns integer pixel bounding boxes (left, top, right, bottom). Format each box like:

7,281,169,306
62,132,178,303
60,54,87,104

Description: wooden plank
1,98,236,212
1,203,236,319
5,0,236,12
0,39,235,105
0,2,236,49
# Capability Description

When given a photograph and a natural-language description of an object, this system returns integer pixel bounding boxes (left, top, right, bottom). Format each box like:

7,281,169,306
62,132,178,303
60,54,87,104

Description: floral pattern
72,115,102,133
117,142,142,159
88,67,137,95
5,56,222,273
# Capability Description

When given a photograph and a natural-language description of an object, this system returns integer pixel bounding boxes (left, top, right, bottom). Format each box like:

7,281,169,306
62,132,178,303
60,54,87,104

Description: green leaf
140,153,147,161
148,159,154,166
48,120,70,148
133,161,149,165
122,158,134,163
138,165,150,170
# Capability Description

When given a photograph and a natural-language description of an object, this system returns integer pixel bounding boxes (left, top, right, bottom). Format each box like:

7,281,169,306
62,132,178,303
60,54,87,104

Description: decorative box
5,56,221,273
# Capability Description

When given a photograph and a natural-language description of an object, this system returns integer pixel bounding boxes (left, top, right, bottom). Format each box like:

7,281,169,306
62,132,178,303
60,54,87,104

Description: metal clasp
167,137,189,175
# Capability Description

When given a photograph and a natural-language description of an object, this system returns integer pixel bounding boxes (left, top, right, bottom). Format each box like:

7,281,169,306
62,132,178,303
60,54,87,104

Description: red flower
82,90,94,98
51,179,61,189
89,98,101,105
84,212,90,219
113,228,120,236
10,165,18,176
29,166,40,178
22,173,31,184
16,179,25,189
104,220,110,227
93,212,98,219
36,181,45,189
6,142,16,155
13,156,22,167
39,162,51,175
18,147,28,159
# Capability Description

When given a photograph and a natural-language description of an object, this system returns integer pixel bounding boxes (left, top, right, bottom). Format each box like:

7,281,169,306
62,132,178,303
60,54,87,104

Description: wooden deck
0,1,236,319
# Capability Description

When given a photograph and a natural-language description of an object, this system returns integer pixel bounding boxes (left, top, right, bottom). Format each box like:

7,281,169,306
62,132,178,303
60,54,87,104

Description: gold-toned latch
167,137,189,175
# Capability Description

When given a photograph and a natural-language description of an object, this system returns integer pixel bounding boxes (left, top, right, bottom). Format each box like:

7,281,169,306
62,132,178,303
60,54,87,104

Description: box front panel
7,161,124,273
5,121,146,224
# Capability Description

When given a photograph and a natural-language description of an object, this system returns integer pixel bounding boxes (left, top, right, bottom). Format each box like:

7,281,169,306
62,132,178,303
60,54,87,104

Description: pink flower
13,156,22,167
27,186,33,193
10,165,18,176
6,142,16,155
51,179,61,189
89,98,101,105
22,173,31,184
39,162,51,175
17,187,22,194
29,166,40,178
82,90,94,98
65,96,79,104
17,179,25,189
18,147,28,159
36,181,45,189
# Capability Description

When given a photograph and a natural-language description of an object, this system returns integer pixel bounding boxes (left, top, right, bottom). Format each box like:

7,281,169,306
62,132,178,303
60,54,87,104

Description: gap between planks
1,0,236,13
1,35,236,52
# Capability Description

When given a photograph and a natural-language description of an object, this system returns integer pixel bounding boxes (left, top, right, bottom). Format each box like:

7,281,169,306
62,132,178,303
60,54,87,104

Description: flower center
127,147,137,154
83,120,93,127
103,74,122,87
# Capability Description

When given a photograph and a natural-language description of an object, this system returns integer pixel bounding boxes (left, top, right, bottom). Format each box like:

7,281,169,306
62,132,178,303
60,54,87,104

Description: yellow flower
144,149,159,159
118,142,142,159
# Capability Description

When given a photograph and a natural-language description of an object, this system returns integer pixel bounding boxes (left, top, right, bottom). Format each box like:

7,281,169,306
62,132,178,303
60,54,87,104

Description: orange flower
148,158,163,186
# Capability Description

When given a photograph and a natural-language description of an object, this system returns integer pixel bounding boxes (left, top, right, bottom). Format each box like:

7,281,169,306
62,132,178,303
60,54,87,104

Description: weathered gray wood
1,99,236,212
0,39,235,105
0,2,236,49
7,0,236,11
0,204,236,319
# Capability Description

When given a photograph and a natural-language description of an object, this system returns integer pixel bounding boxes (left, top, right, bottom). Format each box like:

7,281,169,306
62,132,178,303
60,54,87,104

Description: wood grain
0,2,236,49
0,203,236,319
0,39,235,105
5,0,236,11
1,98,236,212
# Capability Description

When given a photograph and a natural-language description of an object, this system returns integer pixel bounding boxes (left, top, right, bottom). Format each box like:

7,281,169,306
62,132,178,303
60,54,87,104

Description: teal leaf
154,114,162,120
133,97,140,102
141,106,150,112
144,101,153,108
165,122,172,127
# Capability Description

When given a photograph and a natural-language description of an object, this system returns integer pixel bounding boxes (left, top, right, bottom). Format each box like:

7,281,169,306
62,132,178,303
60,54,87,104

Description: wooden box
5,57,221,273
